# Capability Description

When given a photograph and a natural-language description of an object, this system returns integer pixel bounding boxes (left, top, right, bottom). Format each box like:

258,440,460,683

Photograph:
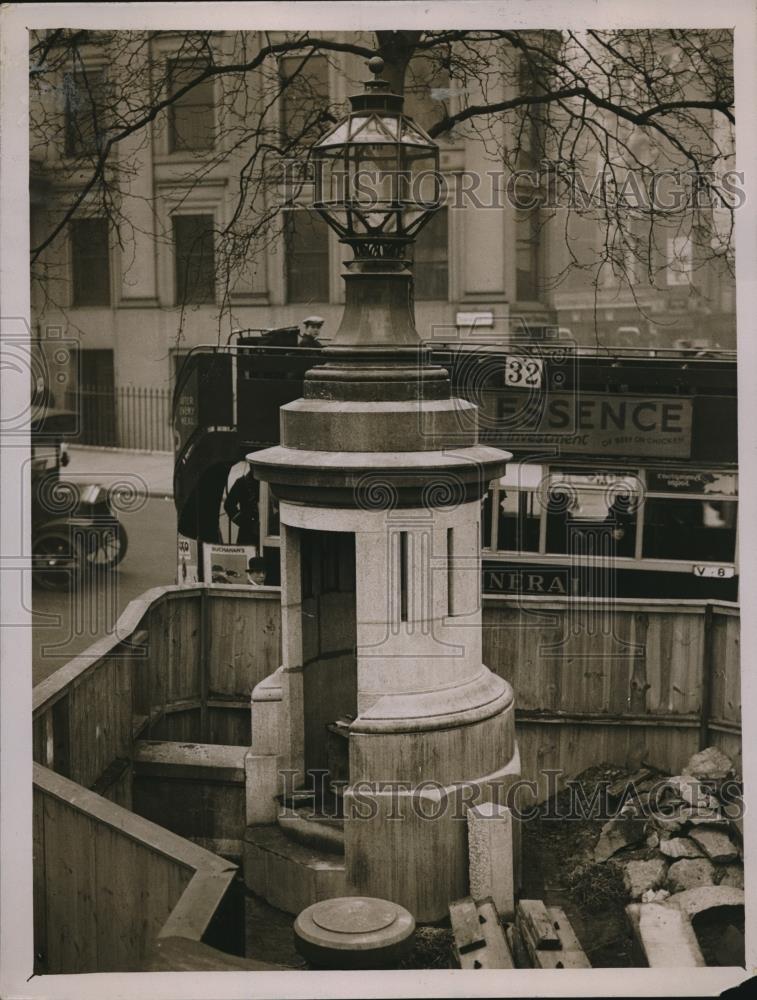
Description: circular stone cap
294,896,415,968
312,897,397,934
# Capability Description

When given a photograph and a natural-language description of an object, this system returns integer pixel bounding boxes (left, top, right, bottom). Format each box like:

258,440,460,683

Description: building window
284,210,330,303
413,207,449,300
167,60,215,152
403,56,449,133
173,214,216,304
64,67,109,158
515,206,540,301
71,218,111,306
279,54,330,145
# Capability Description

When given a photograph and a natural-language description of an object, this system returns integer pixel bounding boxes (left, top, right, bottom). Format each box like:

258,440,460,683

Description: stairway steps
244,824,351,916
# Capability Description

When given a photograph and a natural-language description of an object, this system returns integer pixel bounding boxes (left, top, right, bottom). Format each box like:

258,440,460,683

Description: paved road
32,496,177,685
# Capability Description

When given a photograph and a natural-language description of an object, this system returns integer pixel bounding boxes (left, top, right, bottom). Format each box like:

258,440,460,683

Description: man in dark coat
223,464,260,547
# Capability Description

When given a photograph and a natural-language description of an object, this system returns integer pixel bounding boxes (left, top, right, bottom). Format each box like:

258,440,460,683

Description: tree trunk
374,30,421,95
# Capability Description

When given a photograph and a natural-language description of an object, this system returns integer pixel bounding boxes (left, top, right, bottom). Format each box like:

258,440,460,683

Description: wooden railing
481,595,741,801
33,586,740,801
33,762,237,974
31,585,740,971
32,584,282,795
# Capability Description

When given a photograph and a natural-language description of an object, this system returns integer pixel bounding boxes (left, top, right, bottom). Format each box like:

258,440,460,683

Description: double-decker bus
172,336,737,600
438,342,737,600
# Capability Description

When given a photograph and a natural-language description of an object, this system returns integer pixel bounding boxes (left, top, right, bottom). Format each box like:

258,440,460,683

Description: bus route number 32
504,356,543,388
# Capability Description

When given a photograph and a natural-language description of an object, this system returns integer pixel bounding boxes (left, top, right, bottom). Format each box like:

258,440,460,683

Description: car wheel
32,528,85,591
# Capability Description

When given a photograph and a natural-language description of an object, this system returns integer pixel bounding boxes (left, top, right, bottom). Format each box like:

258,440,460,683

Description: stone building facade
29,30,735,408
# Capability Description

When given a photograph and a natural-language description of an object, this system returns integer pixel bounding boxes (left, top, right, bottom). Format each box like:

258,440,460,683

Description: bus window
545,473,639,558
642,498,737,562
496,490,541,552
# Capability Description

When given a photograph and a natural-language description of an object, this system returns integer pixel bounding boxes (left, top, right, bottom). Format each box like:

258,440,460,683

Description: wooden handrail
33,762,235,873
32,583,281,717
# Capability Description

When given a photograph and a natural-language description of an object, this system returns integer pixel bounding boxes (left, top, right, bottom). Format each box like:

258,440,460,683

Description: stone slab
626,902,705,967
243,824,349,915
666,858,716,894
666,885,745,918
658,837,702,859
665,776,719,811
541,907,591,969
245,753,281,825
467,802,515,921
688,828,739,863
623,859,668,900
593,815,645,862
717,864,744,889
683,747,734,782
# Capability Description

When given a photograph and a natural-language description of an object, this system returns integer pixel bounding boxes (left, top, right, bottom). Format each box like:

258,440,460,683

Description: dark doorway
69,348,117,446
300,530,357,790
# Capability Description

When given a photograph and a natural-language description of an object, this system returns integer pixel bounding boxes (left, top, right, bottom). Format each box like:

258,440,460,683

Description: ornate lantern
312,56,442,263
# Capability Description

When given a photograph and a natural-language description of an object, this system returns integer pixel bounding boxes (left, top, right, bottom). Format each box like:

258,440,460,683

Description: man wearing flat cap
298,315,324,347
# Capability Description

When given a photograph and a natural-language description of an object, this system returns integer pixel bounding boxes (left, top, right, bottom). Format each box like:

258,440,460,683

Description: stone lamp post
246,57,520,922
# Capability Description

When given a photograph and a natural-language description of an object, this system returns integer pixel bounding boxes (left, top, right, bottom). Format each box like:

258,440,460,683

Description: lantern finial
365,55,389,92
367,55,385,77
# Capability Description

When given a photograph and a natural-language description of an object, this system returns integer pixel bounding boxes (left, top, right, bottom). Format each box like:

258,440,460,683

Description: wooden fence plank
32,788,47,972
43,793,98,973
95,824,141,971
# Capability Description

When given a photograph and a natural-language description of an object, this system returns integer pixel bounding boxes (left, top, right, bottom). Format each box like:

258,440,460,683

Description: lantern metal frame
311,57,442,261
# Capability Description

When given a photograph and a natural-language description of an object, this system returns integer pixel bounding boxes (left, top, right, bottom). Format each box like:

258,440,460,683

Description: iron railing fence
68,385,173,451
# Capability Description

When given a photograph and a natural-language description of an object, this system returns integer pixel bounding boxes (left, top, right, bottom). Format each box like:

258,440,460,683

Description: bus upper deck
172,339,738,599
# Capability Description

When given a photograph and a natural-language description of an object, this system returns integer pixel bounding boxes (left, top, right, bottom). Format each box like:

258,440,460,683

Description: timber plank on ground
450,896,514,969
515,901,591,969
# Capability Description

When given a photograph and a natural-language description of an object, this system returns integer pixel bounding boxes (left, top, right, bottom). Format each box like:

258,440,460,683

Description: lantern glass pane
398,147,439,207
350,114,398,143
321,119,352,146
399,117,435,146
351,143,399,205
316,152,350,204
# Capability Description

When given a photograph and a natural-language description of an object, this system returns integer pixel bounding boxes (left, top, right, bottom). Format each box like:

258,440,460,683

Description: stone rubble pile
591,746,744,902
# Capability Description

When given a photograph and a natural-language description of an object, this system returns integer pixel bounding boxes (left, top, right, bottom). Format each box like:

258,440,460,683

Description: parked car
31,407,128,590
